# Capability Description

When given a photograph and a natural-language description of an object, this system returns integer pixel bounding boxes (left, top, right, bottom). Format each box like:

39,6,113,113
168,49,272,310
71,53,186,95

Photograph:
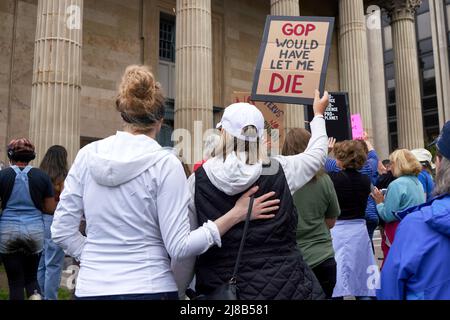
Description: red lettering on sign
281,23,316,37
292,75,305,94
269,73,305,94
269,73,284,93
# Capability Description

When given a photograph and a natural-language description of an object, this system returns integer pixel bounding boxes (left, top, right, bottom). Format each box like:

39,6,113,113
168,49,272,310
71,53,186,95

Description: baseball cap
411,148,435,169
430,121,450,160
216,103,265,142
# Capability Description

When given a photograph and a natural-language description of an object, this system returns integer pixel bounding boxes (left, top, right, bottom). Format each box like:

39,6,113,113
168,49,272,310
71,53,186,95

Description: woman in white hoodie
186,90,330,300
50,65,279,300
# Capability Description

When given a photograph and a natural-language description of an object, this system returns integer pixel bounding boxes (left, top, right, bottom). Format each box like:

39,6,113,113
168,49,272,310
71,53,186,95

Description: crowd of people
0,65,448,300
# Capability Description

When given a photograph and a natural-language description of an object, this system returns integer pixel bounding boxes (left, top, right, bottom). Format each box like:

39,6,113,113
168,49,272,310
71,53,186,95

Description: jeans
312,258,337,299
38,214,65,300
0,220,44,255
76,292,179,300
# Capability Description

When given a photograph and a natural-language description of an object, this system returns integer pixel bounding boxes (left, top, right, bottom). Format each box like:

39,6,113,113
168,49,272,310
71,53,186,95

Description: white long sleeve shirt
51,131,221,297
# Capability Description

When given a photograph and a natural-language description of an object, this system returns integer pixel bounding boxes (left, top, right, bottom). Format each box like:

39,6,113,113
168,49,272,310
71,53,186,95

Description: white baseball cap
411,148,435,169
217,103,265,142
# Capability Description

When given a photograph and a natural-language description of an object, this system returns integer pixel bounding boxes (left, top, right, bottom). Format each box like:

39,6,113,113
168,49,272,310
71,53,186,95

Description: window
159,14,175,62
447,4,450,32
416,12,432,40
419,53,435,70
416,0,429,14
156,99,175,147
385,63,395,80
388,88,396,105
383,26,393,50
417,38,433,55
80,137,100,148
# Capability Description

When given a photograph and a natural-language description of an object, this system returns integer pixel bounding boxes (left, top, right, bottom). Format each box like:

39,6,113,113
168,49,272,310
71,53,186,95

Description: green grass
58,287,73,300
0,288,73,300
0,264,73,300
0,288,8,300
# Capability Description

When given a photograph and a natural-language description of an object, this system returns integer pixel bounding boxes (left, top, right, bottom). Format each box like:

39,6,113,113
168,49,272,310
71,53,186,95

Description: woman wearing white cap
411,148,435,201
182,90,330,300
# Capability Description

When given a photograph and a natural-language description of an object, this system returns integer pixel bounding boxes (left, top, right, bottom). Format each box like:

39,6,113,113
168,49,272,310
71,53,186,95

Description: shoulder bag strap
229,194,255,284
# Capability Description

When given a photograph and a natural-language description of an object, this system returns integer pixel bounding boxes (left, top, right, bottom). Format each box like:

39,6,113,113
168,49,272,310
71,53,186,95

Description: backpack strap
229,194,255,284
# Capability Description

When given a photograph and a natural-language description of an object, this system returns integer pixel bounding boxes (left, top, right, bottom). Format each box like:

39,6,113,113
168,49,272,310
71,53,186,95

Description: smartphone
381,189,387,196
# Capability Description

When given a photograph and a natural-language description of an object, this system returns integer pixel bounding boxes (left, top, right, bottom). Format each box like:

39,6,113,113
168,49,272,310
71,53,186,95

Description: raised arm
275,90,329,194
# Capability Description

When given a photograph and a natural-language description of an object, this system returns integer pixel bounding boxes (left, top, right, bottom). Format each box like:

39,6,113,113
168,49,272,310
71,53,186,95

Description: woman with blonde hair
51,65,278,300
372,149,426,262
186,90,330,300
327,140,377,299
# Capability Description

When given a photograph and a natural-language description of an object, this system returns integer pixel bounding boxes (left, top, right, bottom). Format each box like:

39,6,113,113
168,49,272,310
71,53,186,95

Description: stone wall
81,0,140,140
0,0,37,162
222,0,270,106
0,0,16,161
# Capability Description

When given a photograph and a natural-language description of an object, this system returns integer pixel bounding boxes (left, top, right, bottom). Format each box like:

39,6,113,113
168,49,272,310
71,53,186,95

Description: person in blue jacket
377,121,450,300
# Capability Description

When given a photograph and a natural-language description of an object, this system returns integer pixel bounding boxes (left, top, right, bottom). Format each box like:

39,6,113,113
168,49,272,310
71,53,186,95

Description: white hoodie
51,131,220,297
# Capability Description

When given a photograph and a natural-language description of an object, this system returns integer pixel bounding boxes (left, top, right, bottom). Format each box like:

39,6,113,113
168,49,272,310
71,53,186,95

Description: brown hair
355,139,369,155
116,65,165,133
282,128,325,180
390,149,422,177
39,145,68,186
282,128,310,156
334,140,367,170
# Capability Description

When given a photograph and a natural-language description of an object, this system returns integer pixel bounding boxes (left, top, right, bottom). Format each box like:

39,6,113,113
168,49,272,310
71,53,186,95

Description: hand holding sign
351,114,364,140
313,89,329,117
251,16,335,106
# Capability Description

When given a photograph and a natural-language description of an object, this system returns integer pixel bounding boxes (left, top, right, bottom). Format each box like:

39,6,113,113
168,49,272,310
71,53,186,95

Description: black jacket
194,160,325,300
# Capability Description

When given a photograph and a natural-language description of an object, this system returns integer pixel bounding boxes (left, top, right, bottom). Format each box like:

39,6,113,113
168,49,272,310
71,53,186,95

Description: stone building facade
0,0,449,164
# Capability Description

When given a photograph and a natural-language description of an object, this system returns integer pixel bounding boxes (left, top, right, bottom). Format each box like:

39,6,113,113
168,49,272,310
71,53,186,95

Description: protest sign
306,92,352,142
232,92,286,150
251,16,335,106
351,114,364,140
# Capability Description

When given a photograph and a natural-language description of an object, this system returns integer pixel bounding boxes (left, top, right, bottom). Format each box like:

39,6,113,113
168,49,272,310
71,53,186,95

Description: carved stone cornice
375,0,422,22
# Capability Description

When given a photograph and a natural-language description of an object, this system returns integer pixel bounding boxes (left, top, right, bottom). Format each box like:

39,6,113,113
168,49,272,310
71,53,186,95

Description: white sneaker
29,290,42,300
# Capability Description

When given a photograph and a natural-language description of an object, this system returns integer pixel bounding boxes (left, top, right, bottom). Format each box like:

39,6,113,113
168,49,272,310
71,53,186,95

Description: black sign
306,92,352,142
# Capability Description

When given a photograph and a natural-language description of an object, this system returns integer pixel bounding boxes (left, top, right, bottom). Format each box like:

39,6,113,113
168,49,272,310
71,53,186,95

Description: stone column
382,0,424,149
175,0,213,164
366,9,390,159
30,0,83,165
430,0,450,126
270,0,305,131
339,0,373,139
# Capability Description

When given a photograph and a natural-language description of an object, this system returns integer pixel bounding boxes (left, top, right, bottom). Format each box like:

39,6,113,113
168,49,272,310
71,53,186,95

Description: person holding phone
371,149,426,263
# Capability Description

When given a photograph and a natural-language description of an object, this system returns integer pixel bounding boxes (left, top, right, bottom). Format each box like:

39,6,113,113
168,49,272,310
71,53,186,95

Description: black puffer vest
194,159,325,300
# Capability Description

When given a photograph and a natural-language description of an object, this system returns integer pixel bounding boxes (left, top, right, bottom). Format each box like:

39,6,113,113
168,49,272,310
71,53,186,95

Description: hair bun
116,65,165,128
122,66,156,103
